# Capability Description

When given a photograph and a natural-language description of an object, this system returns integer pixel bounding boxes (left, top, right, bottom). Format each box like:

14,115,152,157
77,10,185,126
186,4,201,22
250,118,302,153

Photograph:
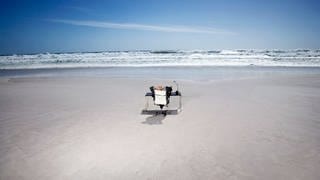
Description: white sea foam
1,50,320,69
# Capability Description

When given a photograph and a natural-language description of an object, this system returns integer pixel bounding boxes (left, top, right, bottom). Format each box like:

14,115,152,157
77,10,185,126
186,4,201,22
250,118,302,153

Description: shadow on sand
142,114,166,125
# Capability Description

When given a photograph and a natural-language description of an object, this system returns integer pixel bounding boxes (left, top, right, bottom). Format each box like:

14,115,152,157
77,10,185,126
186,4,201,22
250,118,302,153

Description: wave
151,50,178,54
1,50,320,69
219,50,240,55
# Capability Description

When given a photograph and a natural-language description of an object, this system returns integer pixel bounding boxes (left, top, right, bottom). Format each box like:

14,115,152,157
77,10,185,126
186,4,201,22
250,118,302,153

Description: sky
0,0,320,54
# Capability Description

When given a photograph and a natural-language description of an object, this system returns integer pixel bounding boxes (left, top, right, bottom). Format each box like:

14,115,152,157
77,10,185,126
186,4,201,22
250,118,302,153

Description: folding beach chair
141,81,182,115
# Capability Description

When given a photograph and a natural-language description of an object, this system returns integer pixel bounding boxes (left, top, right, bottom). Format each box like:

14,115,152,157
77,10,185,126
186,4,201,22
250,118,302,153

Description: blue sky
1,0,319,54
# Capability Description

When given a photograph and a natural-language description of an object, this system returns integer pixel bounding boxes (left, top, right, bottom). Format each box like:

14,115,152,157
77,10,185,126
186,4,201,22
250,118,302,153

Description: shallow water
1,66,320,81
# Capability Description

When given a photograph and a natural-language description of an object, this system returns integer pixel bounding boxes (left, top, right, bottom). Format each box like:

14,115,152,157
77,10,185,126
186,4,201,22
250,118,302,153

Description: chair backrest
154,89,167,105
150,86,173,106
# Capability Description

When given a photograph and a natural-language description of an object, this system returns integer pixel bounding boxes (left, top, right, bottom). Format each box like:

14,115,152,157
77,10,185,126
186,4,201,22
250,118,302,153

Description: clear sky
1,0,319,54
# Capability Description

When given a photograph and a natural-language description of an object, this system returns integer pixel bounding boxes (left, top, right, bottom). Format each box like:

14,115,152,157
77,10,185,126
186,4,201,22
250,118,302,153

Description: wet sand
0,74,320,179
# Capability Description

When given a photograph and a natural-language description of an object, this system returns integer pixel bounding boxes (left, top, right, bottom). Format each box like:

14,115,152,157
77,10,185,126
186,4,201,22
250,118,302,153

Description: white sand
0,75,320,179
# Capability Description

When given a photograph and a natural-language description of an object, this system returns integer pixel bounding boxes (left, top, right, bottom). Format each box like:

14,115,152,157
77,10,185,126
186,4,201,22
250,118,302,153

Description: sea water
1,50,320,80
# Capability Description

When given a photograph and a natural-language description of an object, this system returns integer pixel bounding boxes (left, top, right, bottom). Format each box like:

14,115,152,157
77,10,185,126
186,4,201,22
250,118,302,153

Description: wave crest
1,49,320,69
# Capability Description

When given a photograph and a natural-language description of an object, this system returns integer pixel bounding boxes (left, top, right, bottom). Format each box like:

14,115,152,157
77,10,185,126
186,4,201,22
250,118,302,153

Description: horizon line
1,48,319,56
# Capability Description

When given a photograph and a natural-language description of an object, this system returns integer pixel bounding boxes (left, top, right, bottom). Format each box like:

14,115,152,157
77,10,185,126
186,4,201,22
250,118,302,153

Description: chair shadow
142,114,166,125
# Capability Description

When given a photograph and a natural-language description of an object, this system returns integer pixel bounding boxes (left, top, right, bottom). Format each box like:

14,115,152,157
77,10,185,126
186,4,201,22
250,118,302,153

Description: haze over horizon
1,0,320,54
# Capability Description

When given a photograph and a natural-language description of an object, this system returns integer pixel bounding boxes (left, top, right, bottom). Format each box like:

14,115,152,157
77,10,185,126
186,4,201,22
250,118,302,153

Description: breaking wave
1,49,320,69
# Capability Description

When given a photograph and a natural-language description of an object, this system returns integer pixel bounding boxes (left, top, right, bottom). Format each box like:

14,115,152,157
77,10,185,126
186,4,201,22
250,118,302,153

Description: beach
2,0,320,178
0,67,320,179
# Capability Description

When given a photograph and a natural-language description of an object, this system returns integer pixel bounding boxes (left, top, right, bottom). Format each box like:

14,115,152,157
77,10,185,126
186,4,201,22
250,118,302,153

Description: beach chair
141,81,182,115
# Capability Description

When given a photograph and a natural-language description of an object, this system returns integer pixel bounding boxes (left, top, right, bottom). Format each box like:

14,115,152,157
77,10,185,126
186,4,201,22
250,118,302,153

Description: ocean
1,49,320,69
1,50,320,80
